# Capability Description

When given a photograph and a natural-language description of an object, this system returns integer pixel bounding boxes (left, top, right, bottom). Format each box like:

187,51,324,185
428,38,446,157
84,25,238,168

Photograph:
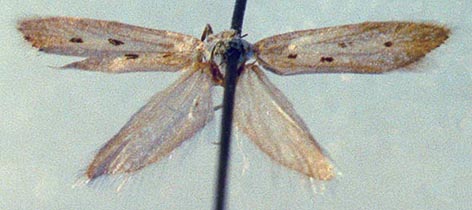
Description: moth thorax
209,37,254,77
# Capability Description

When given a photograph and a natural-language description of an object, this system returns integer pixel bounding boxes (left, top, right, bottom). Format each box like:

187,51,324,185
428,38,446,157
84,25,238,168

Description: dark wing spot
287,53,298,59
108,38,124,46
338,42,347,48
320,56,334,63
384,41,393,47
124,54,139,59
162,52,172,58
24,35,32,41
69,37,84,43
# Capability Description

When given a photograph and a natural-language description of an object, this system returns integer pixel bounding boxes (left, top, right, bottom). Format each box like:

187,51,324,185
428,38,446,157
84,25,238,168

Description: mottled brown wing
254,22,449,75
234,64,334,180
86,64,214,180
18,17,202,72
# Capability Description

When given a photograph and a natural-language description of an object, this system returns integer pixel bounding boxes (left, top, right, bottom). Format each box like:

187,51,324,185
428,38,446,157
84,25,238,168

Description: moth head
207,31,253,67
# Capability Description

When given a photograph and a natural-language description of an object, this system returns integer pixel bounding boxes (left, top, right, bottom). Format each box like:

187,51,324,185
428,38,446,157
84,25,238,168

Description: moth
18,17,449,181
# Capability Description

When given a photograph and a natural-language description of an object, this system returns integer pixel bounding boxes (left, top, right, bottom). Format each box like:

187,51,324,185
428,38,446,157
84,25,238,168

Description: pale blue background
1,0,470,209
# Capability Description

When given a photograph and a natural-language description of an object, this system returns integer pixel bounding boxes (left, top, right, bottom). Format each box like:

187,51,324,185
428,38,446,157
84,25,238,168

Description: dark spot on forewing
162,52,172,58
338,41,352,48
287,53,298,59
320,56,334,63
24,35,32,41
69,37,84,43
124,54,139,59
108,38,124,46
338,42,347,48
384,41,393,47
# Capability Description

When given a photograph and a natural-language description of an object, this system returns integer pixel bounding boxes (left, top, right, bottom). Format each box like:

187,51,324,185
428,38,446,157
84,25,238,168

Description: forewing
234,65,334,180
254,22,449,75
86,64,214,180
18,17,202,72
